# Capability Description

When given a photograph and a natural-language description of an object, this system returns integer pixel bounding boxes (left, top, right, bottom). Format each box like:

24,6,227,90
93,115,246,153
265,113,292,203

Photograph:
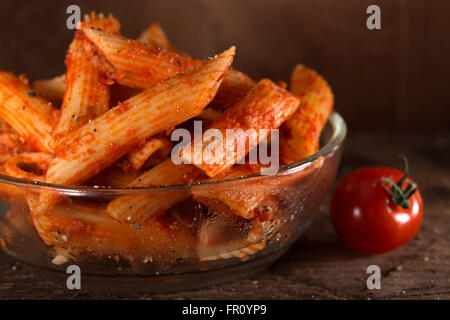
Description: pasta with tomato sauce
0,13,334,269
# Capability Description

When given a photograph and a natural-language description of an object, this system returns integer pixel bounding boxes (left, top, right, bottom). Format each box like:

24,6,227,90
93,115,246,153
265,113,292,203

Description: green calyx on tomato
373,156,418,209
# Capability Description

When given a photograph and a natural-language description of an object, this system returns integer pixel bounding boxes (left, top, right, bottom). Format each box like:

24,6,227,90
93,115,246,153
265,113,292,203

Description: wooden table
1,131,449,299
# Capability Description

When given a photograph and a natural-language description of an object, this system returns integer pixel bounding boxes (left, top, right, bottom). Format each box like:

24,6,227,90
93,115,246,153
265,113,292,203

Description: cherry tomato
330,159,423,254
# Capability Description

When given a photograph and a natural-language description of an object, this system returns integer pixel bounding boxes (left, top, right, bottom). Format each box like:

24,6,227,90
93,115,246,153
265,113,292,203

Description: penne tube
53,14,121,141
0,152,52,200
33,75,66,107
53,39,110,140
107,81,297,224
42,47,234,194
81,27,201,89
280,64,334,164
193,157,322,220
137,23,256,111
106,159,203,224
2,152,53,182
180,79,300,177
26,194,197,265
0,71,57,153
32,13,120,110
192,164,277,219
0,13,341,273
137,22,173,51
0,122,33,164
82,26,254,109
123,136,172,171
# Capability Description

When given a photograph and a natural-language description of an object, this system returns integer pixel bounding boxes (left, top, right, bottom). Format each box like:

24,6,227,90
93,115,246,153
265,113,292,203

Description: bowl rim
0,112,346,194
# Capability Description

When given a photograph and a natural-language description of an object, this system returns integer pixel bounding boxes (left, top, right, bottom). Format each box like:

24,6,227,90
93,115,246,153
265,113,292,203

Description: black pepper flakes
27,91,36,98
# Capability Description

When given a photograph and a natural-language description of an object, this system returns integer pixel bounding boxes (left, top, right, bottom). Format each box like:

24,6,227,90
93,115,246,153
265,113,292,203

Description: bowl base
19,245,291,294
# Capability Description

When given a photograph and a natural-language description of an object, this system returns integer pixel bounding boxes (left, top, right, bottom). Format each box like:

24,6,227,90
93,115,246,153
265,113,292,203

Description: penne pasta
2,152,53,182
26,195,197,264
106,81,297,223
0,121,33,164
82,26,254,109
53,40,109,140
53,14,121,142
0,71,57,153
81,27,201,89
122,135,172,171
0,152,52,200
137,23,256,112
137,22,173,51
280,64,334,164
31,14,120,111
0,12,341,275
106,159,202,224
180,79,300,177
192,164,277,219
41,47,234,202
107,116,283,223
33,75,66,107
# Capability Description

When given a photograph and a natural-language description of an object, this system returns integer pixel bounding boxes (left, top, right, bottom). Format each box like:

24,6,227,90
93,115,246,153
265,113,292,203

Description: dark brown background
0,0,449,132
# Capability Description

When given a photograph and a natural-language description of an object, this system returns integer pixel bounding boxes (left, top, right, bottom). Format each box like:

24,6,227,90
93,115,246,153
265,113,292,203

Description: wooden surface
1,130,449,300
0,0,449,131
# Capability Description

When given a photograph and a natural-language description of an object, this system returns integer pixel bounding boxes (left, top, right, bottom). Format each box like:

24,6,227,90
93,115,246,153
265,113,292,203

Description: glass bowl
0,112,346,292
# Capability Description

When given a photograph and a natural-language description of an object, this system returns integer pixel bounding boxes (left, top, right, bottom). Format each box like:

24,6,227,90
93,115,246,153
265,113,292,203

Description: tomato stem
373,156,418,209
